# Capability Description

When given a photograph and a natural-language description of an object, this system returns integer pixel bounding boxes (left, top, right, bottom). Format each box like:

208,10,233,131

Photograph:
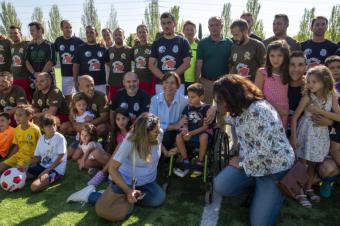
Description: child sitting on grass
174,83,212,178
0,105,41,175
26,114,67,192
69,124,110,173
0,112,15,159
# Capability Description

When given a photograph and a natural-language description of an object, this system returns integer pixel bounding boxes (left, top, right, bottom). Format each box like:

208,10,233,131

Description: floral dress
228,100,295,177
296,93,332,162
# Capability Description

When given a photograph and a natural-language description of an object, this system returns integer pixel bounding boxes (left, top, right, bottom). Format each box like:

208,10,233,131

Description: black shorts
330,122,340,143
27,164,63,183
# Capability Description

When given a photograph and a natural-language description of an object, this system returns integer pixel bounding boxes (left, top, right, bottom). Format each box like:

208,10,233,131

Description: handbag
272,161,309,198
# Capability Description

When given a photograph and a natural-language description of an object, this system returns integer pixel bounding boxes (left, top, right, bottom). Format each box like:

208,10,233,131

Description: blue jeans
88,181,166,208
214,166,287,226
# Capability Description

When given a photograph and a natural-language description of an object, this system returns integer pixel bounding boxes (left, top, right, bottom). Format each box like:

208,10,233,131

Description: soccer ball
0,168,27,192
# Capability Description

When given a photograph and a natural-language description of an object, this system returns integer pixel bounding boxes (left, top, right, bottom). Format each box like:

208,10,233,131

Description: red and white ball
0,168,27,192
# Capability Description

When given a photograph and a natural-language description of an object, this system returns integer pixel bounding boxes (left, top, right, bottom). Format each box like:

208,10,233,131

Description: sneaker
173,168,190,177
173,160,190,178
66,185,95,203
190,162,204,178
319,176,336,198
88,171,107,186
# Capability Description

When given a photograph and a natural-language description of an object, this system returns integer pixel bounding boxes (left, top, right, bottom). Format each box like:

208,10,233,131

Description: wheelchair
162,127,233,204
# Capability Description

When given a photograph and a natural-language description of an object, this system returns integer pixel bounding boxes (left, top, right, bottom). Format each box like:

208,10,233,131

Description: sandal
295,194,312,208
305,189,320,203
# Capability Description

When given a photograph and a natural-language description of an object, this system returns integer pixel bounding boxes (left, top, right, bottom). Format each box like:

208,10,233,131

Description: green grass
0,161,339,226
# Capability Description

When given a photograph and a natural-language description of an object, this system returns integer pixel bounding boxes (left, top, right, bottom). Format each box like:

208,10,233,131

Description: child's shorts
27,164,63,183
3,153,31,167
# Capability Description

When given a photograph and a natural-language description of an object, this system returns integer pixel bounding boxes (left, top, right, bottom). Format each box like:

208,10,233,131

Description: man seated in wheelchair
174,83,213,178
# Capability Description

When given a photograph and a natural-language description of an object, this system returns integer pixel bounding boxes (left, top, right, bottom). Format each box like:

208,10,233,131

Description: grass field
0,70,339,226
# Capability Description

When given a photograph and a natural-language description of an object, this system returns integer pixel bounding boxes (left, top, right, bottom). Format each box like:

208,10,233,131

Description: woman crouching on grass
213,75,295,226
67,112,166,221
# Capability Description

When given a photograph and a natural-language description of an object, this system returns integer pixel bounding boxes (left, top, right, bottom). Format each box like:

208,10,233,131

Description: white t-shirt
113,129,163,186
74,111,95,140
34,132,67,175
78,141,103,154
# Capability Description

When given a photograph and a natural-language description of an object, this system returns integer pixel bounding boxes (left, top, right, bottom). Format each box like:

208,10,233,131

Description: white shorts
155,84,185,95
95,84,107,94
62,77,76,96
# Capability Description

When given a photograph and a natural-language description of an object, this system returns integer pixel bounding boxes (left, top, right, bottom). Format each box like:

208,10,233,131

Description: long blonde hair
128,113,160,162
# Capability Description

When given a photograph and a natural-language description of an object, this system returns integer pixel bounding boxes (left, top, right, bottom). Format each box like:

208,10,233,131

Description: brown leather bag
273,161,309,198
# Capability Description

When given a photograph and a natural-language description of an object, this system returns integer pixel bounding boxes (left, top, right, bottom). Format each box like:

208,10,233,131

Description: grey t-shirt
113,130,163,186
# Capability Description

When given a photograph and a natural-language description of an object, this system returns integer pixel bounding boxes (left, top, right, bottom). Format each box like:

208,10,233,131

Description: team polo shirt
83,90,109,117
229,38,266,81
13,123,41,157
133,44,153,83
73,43,108,85
301,39,338,66
55,36,84,77
107,46,133,86
184,41,198,83
196,36,233,80
150,36,192,84
0,39,12,72
263,36,301,51
0,85,27,112
25,40,56,73
11,41,30,80
32,86,68,115
110,89,150,119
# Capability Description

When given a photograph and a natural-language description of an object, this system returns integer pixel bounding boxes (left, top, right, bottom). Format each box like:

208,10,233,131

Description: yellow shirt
13,123,41,158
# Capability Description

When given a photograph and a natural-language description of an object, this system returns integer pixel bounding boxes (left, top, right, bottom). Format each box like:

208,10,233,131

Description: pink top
116,132,127,145
260,67,289,129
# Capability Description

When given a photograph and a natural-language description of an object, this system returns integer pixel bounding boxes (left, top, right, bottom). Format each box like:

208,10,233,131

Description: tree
295,8,315,42
80,0,101,40
0,1,22,35
106,4,119,32
31,7,47,38
144,0,160,41
326,5,340,42
221,2,232,38
198,23,202,40
126,33,137,47
246,0,265,39
47,5,62,42
170,6,183,33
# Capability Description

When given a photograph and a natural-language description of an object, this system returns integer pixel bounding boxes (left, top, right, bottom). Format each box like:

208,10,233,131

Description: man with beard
9,26,32,101
196,16,233,104
101,28,114,48
240,12,263,42
263,14,301,51
73,26,108,94
31,72,69,125
133,24,154,95
107,28,132,99
110,72,150,123
0,33,12,73
149,12,191,94
301,16,338,68
25,22,56,85
0,72,27,120
229,19,266,81
60,75,109,137
55,20,84,102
